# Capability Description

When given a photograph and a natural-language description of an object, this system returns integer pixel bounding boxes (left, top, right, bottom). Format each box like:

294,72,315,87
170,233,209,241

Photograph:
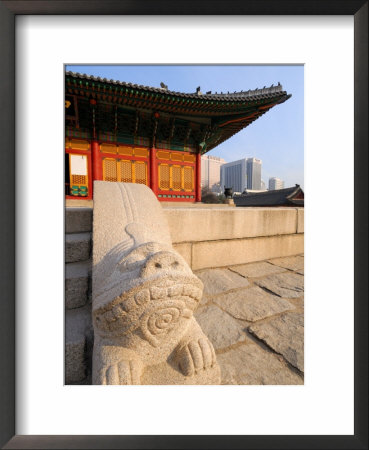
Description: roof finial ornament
160,82,168,90
278,81,281,86
196,86,202,95
206,90,212,94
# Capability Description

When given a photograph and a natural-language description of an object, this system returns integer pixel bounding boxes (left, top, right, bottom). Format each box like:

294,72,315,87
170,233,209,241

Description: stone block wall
65,208,93,384
166,207,304,270
64,204,304,384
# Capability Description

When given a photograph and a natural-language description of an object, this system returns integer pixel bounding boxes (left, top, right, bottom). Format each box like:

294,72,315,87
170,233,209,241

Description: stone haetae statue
92,182,220,384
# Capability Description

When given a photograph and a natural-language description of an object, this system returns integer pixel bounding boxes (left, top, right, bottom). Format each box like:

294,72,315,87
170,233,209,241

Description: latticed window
120,160,133,182
135,162,147,184
103,157,148,186
183,166,194,191
68,154,89,197
103,159,118,182
159,164,170,190
71,174,87,185
172,166,182,191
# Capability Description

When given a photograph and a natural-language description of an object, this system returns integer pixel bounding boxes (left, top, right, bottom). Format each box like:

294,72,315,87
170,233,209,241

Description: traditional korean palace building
234,185,304,207
65,72,291,202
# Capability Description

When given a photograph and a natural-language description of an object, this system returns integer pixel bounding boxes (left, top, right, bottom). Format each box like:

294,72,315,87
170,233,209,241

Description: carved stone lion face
93,242,203,344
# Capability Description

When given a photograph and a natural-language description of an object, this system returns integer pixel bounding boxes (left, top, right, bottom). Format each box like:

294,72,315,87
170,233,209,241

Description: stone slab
217,343,303,385
194,305,247,350
164,207,298,243
65,207,93,233
248,312,304,372
229,261,286,278
255,272,304,298
192,234,304,270
65,232,91,263
268,255,304,271
213,286,295,322
65,305,92,384
65,261,91,309
65,199,93,208
195,268,249,296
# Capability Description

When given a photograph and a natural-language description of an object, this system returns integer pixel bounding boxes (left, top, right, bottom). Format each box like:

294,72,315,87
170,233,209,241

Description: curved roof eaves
65,71,288,102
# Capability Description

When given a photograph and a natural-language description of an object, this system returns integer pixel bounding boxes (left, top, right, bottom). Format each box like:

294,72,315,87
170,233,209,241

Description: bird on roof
160,82,168,90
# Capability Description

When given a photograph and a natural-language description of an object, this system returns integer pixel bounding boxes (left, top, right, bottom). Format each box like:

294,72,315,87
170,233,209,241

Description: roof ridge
65,71,286,100
236,185,301,198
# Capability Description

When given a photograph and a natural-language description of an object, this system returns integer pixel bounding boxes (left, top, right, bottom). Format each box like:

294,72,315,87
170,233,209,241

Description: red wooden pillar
195,152,202,202
87,151,93,199
150,147,158,196
91,140,103,196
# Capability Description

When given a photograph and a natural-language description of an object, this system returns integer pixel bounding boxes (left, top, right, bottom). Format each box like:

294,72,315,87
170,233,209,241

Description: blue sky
66,65,304,189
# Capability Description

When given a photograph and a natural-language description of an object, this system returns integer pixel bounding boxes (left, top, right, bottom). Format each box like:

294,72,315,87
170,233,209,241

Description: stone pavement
194,255,304,384
65,223,304,385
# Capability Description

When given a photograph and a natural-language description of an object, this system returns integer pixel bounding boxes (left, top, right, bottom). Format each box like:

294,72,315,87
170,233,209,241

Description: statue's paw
177,337,216,376
99,359,142,385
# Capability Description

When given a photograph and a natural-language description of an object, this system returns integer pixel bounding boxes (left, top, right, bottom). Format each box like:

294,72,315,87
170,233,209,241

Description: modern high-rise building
261,179,266,190
269,177,285,190
201,155,226,192
220,158,247,193
246,157,262,190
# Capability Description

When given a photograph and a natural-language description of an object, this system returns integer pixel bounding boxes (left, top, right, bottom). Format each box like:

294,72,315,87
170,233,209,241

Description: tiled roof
65,71,291,152
234,185,304,207
66,71,289,103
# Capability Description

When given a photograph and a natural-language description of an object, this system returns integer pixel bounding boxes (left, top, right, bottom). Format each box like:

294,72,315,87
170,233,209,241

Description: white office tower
246,157,262,190
269,177,285,190
261,179,266,190
201,155,226,192
220,158,247,193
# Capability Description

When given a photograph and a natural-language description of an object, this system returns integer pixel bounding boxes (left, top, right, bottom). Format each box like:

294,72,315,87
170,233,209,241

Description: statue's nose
140,251,186,277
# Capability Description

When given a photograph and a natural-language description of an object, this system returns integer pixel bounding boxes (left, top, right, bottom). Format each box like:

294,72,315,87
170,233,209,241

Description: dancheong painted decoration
65,72,291,201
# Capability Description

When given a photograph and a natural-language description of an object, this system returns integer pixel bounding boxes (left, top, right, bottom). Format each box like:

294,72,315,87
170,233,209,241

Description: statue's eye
119,250,149,271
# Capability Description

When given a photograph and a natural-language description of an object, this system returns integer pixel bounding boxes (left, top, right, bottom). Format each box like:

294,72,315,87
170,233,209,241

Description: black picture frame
0,1,367,449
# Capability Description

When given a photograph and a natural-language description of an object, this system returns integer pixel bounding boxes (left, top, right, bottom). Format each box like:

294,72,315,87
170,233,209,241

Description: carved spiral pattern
148,308,180,335
141,300,192,347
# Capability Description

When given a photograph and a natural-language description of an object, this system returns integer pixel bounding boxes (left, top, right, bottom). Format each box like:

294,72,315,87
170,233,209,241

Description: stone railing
65,201,303,384
165,206,304,270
